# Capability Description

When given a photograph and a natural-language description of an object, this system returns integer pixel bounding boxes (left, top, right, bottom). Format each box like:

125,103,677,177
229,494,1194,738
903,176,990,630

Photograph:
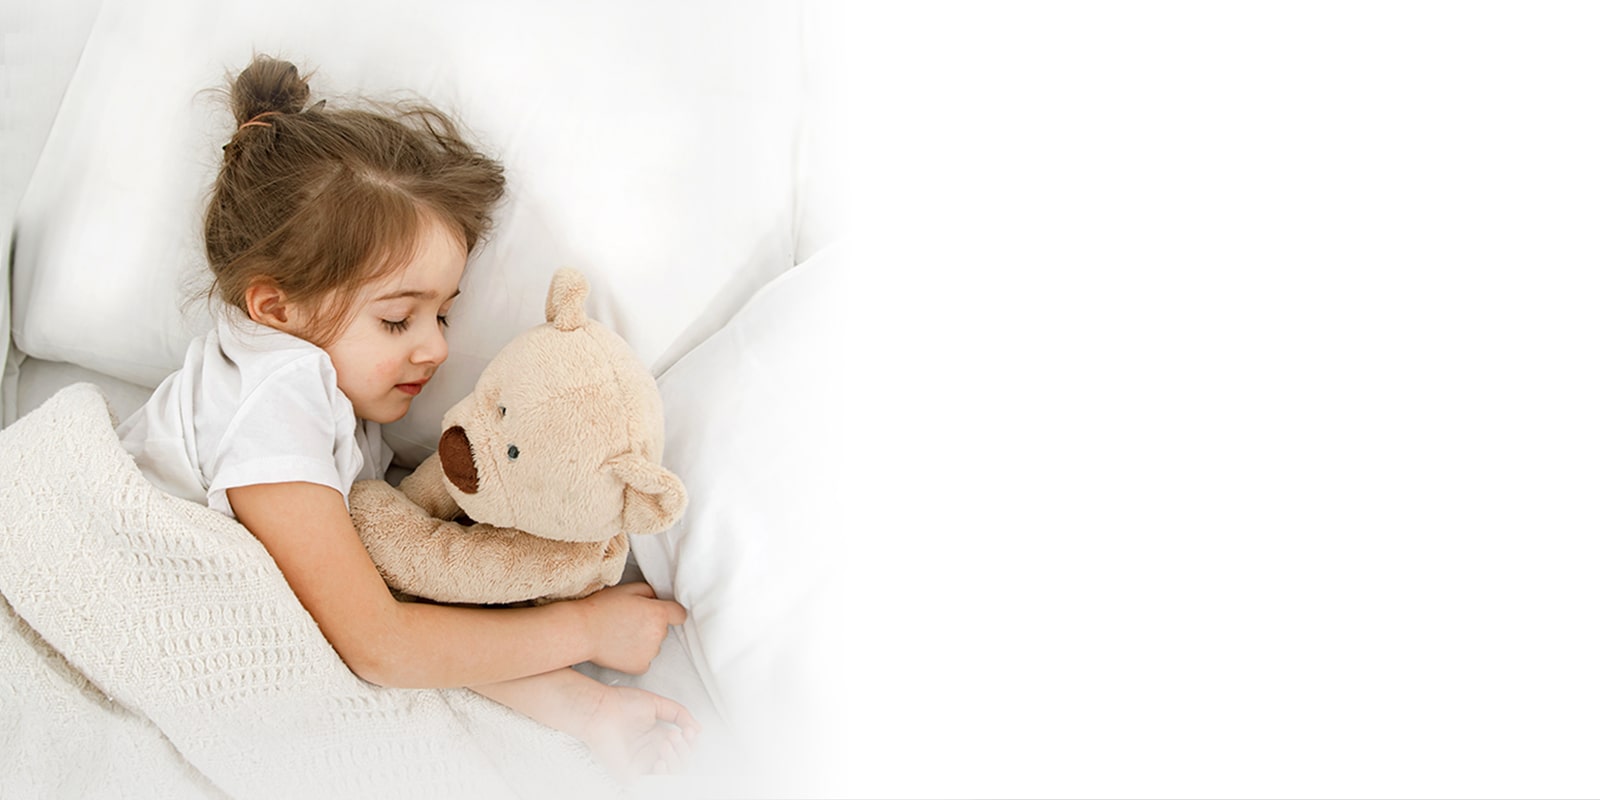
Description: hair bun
231,55,311,125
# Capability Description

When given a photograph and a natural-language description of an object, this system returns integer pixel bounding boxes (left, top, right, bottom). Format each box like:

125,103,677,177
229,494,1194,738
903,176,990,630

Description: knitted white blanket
0,384,618,799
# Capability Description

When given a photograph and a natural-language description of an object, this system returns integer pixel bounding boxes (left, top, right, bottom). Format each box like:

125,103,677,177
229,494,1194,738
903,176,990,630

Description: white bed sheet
8,357,155,428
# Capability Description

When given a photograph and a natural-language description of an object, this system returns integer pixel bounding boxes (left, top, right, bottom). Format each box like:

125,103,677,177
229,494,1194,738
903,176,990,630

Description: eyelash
381,315,450,334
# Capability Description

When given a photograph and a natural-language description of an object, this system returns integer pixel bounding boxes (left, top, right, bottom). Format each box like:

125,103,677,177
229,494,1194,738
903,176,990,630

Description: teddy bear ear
601,453,687,535
545,268,590,332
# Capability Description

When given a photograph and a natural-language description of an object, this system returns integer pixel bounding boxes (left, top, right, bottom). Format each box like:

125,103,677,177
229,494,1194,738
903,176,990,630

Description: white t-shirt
117,313,393,518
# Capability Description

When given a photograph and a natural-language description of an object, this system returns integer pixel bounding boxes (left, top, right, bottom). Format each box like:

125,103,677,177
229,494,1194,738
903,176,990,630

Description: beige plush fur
349,269,686,605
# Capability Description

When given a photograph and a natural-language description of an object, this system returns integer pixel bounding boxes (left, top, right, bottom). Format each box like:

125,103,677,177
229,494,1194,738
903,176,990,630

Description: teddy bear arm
397,453,463,521
600,532,628,586
497,532,628,603
350,479,466,598
376,520,627,605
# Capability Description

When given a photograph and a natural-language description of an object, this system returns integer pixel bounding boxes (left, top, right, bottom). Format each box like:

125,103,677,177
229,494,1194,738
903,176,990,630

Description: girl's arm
228,481,683,689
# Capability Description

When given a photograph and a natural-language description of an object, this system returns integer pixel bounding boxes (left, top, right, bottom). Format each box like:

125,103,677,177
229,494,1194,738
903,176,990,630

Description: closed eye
382,318,410,334
438,314,450,328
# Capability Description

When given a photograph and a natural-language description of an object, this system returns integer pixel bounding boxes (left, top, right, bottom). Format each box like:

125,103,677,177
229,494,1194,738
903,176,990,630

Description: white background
5,2,1599,797
815,2,1600,797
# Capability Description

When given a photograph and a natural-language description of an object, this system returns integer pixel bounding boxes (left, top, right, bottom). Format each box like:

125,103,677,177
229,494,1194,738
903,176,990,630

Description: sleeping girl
115,54,698,779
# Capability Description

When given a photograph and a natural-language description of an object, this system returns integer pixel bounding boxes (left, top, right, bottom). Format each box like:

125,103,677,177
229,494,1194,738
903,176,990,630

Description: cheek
328,340,404,391
362,354,405,384
381,357,407,380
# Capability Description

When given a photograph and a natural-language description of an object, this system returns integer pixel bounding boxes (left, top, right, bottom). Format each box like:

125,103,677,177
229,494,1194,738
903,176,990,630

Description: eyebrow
374,288,462,302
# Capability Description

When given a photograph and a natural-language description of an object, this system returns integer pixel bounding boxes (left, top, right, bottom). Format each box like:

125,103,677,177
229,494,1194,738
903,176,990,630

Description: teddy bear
348,268,687,606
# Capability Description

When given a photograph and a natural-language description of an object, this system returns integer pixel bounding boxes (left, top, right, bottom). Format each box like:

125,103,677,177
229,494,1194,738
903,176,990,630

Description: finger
668,727,692,763
618,582,657,598
654,694,700,734
638,646,665,673
661,601,688,625
636,733,671,776
631,729,667,775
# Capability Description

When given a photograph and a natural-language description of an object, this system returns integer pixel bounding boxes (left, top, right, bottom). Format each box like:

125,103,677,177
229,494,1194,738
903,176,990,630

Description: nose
413,321,449,366
439,426,478,494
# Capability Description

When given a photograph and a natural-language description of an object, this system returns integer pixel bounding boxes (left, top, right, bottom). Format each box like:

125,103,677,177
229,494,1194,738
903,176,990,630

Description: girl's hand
579,582,686,674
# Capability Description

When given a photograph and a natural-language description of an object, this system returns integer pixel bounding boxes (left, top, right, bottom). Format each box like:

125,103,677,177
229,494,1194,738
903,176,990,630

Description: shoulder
197,314,356,456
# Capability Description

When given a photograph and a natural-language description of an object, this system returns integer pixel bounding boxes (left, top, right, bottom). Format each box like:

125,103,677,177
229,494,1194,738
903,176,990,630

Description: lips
396,378,429,396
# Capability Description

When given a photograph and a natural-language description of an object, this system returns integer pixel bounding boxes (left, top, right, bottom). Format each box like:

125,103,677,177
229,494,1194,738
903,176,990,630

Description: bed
1,0,845,796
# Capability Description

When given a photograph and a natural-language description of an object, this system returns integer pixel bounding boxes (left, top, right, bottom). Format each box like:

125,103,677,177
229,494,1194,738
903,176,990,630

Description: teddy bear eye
507,444,519,460
498,405,506,417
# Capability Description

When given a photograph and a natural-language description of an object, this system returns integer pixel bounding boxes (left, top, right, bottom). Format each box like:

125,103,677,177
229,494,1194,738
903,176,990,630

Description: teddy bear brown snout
438,425,479,494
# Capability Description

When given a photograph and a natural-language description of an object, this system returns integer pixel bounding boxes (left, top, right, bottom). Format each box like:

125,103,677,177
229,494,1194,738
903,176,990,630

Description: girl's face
317,216,467,423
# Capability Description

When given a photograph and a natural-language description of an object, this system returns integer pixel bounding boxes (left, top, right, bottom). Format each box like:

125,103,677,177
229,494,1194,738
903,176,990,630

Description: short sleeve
205,355,363,517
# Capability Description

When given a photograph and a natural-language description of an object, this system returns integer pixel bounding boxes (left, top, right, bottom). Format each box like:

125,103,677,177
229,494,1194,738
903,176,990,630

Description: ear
545,268,590,332
243,278,295,330
601,453,687,535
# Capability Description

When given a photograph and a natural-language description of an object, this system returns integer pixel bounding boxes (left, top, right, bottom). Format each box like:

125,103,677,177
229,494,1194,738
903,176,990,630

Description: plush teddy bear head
435,268,686,542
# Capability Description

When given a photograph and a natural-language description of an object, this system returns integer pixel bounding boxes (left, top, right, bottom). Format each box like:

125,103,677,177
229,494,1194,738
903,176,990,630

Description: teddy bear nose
439,425,479,494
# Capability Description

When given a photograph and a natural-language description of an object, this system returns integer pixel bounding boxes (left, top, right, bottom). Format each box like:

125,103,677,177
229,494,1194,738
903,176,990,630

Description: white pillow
628,244,846,787
11,0,807,466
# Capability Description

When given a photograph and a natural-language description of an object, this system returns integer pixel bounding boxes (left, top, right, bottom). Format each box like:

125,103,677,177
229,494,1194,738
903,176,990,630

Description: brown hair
205,55,505,346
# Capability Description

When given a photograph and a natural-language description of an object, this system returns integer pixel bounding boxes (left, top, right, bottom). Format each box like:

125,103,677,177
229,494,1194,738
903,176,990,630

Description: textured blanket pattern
0,384,617,799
